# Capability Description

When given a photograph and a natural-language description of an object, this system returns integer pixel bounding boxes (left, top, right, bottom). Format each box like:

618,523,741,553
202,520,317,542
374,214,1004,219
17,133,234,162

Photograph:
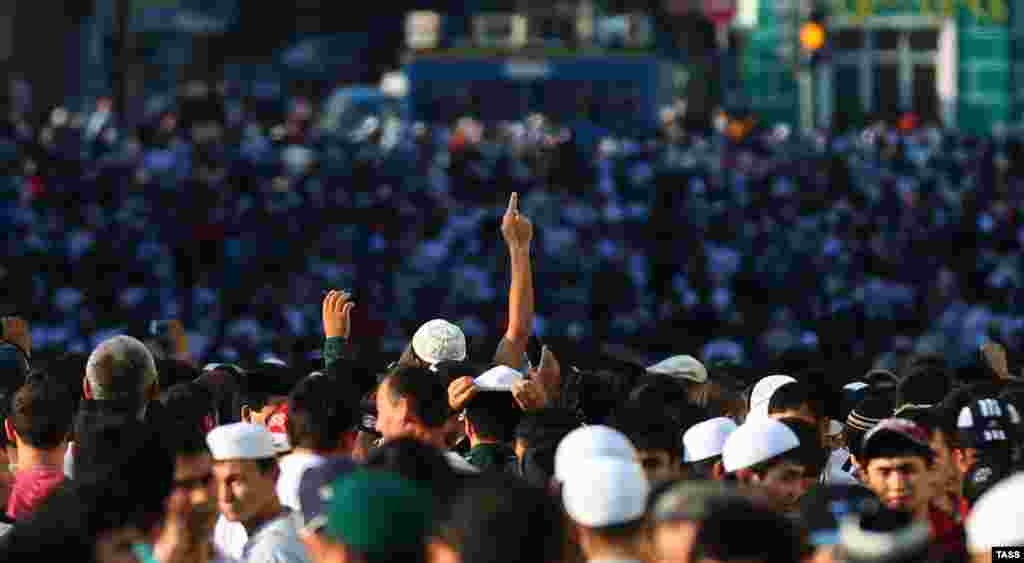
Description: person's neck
583,542,641,562
410,426,448,450
15,442,67,473
242,499,285,535
914,501,932,523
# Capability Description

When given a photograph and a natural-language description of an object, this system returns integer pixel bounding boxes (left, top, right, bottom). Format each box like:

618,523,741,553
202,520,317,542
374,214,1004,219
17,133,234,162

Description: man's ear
146,381,160,403
4,419,17,445
82,377,93,400
240,405,253,424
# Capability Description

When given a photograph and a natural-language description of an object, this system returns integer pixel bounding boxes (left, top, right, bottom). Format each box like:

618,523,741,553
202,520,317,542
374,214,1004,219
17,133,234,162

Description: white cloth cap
555,425,637,483
683,417,738,462
411,319,467,365
207,422,278,461
722,418,801,473
562,456,649,528
967,472,1024,551
474,365,524,391
748,375,797,420
646,355,708,383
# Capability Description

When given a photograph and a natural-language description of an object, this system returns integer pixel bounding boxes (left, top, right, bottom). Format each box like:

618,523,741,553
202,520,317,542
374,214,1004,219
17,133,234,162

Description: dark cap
860,418,933,462
324,469,433,557
837,504,931,563
798,484,879,546
957,397,1021,448
297,456,358,531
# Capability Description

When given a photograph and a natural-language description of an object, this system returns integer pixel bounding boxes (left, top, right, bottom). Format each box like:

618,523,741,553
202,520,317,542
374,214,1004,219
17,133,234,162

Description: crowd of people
0,192,1023,563
3,80,1024,375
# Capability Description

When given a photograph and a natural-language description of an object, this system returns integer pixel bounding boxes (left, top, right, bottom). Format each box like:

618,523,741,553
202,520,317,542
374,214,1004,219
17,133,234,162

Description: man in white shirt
207,423,310,563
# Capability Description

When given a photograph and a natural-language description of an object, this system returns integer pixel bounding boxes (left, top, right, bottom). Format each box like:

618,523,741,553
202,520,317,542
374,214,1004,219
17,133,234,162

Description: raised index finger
506,192,519,215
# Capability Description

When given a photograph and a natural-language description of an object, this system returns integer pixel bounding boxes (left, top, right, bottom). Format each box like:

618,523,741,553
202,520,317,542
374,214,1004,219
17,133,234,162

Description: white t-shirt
213,516,247,563
241,510,311,563
275,452,325,513
822,447,860,485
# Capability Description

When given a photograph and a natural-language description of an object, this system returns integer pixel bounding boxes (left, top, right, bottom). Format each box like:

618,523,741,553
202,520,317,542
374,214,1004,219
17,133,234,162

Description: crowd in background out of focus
2,76,1024,375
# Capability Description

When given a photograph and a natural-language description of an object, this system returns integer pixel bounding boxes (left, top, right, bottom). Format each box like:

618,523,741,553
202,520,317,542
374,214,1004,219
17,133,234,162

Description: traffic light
799,9,827,64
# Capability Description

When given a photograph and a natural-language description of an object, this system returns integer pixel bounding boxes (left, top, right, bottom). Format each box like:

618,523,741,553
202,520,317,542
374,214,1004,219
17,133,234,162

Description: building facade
740,0,1024,134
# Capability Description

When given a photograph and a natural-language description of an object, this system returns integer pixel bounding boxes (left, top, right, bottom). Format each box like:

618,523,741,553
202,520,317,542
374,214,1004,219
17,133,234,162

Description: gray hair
85,335,158,401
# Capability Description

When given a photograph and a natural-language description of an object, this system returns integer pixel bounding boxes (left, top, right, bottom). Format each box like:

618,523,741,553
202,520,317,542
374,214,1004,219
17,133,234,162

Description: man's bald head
85,335,159,403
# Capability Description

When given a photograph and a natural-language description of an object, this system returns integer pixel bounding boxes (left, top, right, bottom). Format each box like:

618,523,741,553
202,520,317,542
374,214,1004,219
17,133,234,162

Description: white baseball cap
748,375,797,420
207,422,277,461
646,355,708,383
722,418,800,473
562,456,649,528
474,365,524,391
682,417,738,462
411,319,467,365
966,472,1024,552
555,425,637,483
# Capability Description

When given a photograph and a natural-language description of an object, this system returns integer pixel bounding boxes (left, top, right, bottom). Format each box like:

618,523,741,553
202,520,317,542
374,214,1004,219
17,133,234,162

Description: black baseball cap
297,456,359,532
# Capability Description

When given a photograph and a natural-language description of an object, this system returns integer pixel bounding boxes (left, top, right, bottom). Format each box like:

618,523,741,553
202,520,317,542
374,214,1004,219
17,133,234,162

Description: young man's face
863,456,932,516
212,459,279,525
750,460,810,513
167,453,216,540
637,449,680,483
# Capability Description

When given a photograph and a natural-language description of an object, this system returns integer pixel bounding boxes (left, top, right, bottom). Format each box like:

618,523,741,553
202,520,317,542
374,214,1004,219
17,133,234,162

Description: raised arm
322,290,355,369
493,193,534,371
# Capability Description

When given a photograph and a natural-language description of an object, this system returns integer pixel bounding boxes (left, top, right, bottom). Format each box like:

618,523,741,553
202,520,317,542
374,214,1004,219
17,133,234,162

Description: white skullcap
683,417,738,462
562,456,649,528
411,319,467,365
722,418,800,473
474,365,524,391
647,355,708,383
207,422,277,461
748,375,797,419
967,472,1024,551
555,425,637,483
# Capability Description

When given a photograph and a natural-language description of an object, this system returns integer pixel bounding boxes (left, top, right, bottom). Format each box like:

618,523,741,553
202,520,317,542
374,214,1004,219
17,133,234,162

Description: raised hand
529,345,560,402
1,317,30,358
512,379,549,412
501,192,533,251
322,290,355,339
981,342,1010,380
448,376,479,411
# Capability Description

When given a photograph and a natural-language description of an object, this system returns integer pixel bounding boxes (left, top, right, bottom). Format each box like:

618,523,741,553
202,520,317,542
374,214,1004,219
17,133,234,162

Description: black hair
163,421,210,459
160,382,215,435
156,359,201,390
768,382,824,421
607,401,681,457
464,392,522,443
778,417,827,477
286,373,361,451
685,456,722,480
365,437,460,522
38,352,87,417
443,472,566,563
9,376,74,449
897,356,954,407
691,496,802,563
383,366,451,429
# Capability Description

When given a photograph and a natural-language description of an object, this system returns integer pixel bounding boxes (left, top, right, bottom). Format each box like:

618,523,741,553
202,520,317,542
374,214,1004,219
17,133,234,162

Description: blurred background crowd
2,81,1024,376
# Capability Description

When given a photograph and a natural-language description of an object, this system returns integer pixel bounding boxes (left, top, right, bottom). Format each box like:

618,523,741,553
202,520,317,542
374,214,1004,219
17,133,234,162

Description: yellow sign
834,0,1008,24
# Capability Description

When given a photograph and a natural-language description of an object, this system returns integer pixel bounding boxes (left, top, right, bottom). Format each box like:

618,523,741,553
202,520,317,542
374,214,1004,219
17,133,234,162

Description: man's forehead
867,456,926,469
